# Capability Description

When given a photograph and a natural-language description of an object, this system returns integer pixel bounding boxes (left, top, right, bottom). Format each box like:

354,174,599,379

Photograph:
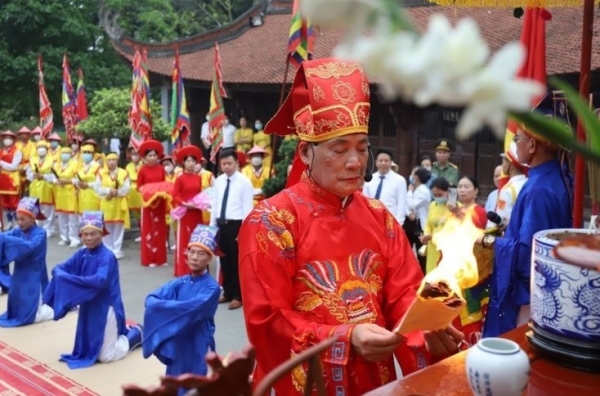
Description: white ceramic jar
466,338,530,396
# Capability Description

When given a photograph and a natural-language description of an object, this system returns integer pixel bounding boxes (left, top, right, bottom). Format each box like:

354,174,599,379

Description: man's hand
424,325,464,356
419,234,432,244
351,324,402,362
35,173,44,180
79,181,88,189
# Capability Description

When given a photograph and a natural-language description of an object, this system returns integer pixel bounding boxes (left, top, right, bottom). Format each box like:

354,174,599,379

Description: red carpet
0,341,99,396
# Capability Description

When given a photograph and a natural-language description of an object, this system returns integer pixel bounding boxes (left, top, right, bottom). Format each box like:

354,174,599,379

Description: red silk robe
238,174,428,396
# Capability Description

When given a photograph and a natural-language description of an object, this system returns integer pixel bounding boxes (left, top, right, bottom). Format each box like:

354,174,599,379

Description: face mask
37,147,47,156
61,153,71,162
50,141,59,149
33,135,41,141
409,176,414,185
251,157,263,166
434,197,448,205
224,120,229,126
71,144,79,151
164,164,174,174
206,115,210,121
255,123,263,130
3,138,13,146
424,165,432,171
82,153,93,163
131,155,140,162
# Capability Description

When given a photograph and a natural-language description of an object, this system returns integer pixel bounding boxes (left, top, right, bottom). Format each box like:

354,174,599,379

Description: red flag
76,68,88,122
504,8,551,151
128,49,152,150
170,50,191,150
62,54,78,143
208,43,227,163
38,56,53,139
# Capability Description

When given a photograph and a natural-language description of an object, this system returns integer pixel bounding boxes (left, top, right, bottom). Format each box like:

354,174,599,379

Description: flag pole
573,0,594,228
271,54,292,167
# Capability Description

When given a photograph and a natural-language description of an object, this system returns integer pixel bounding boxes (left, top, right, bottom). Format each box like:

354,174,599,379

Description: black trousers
217,220,242,301
403,219,426,275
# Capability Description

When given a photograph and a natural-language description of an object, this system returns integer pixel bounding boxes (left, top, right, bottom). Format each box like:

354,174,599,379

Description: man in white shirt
496,142,527,225
221,115,237,150
210,148,254,310
485,165,502,213
200,113,211,150
363,149,407,224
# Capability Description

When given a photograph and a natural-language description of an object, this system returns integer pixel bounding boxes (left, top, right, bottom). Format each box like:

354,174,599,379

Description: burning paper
395,213,484,335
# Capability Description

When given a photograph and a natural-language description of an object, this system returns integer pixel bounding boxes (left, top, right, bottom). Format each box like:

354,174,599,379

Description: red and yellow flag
38,56,53,139
208,43,227,163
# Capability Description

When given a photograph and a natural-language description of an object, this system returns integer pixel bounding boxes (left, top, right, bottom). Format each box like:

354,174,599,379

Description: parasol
425,0,593,228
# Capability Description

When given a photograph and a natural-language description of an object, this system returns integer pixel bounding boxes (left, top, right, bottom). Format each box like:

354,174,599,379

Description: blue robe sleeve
0,231,46,266
142,278,220,364
44,252,116,320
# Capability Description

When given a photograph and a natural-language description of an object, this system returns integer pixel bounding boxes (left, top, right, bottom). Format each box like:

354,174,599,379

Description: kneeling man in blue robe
142,224,220,389
43,211,143,369
0,197,54,327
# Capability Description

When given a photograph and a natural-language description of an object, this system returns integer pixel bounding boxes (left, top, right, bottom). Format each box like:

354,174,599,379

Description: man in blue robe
43,211,143,369
142,224,220,392
0,197,54,327
479,120,573,337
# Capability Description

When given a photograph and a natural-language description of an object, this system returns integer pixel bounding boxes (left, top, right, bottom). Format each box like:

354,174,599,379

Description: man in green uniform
431,139,459,186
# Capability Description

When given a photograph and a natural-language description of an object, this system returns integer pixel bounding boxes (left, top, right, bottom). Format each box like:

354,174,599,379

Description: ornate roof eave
101,0,280,59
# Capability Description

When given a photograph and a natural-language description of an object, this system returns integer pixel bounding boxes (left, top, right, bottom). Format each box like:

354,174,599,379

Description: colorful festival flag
208,43,227,163
38,56,53,139
128,49,153,150
76,68,88,123
288,0,314,68
170,50,191,150
62,54,78,142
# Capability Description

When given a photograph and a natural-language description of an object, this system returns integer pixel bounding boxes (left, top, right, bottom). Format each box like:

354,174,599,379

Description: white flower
456,43,545,139
301,0,383,29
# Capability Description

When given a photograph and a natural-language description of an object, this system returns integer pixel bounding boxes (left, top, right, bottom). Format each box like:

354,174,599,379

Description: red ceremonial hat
138,139,164,158
18,126,31,134
176,145,203,164
31,126,42,135
0,130,16,137
264,58,370,186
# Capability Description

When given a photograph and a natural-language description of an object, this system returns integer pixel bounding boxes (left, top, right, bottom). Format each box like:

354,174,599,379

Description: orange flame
421,211,484,300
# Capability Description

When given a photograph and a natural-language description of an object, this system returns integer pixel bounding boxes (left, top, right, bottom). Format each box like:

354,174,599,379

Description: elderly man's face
300,134,369,198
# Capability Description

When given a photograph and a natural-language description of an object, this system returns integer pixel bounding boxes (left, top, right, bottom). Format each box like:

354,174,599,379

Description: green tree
262,138,298,197
76,87,170,143
0,0,131,127
105,0,255,42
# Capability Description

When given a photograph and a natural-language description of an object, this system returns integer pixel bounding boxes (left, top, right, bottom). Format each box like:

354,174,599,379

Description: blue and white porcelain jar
531,229,600,343
466,338,530,396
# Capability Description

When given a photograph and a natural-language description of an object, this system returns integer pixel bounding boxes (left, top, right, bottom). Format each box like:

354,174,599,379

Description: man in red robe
238,58,463,395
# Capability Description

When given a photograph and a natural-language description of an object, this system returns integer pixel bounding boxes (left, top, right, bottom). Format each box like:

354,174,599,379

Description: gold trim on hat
304,62,363,79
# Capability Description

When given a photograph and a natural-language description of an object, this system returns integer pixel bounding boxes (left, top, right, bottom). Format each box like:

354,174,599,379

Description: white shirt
406,184,431,227
222,124,237,148
0,146,22,171
210,171,254,226
485,189,499,213
362,170,407,224
200,121,210,148
110,138,121,155
496,174,527,223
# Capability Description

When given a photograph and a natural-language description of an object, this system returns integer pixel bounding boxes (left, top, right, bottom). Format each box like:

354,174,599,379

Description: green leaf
510,110,600,163
550,77,600,153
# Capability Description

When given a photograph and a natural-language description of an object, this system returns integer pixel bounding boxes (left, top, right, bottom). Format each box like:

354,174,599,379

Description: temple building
105,0,600,195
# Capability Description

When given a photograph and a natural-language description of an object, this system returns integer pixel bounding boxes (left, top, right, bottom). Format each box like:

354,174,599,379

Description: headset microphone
363,145,374,182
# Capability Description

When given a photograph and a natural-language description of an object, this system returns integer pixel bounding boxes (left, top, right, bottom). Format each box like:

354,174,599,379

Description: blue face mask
434,197,448,205
50,141,59,149
409,176,414,185
82,153,93,163
255,123,263,130
61,153,71,162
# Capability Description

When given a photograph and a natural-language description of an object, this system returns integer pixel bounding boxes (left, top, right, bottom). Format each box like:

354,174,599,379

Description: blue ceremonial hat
17,197,45,220
79,211,109,236
520,91,572,149
188,225,218,255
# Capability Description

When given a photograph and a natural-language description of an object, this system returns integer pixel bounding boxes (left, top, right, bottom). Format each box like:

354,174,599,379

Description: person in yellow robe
161,155,179,249
241,145,271,206
193,159,214,225
52,147,80,248
16,126,34,196
74,144,101,214
234,117,253,153
94,153,130,260
252,119,273,171
26,140,56,236
47,133,62,162
419,177,452,274
125,147,143,242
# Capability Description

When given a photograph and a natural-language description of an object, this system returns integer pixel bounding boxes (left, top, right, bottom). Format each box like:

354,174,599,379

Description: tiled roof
111,6,600,84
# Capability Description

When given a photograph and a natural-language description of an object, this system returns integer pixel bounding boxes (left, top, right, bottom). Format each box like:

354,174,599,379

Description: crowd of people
0,57,575,395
